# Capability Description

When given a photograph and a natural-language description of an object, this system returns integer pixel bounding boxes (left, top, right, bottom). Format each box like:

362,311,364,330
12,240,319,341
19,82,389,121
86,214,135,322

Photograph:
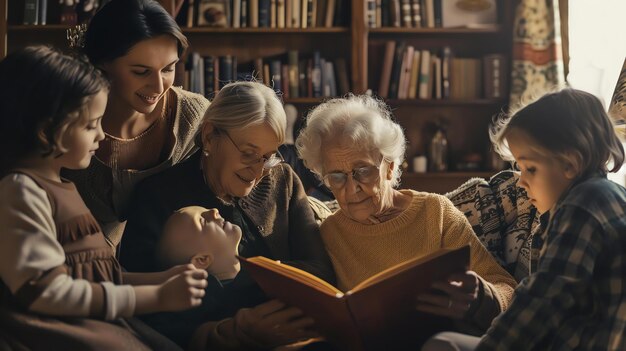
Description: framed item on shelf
441,0,497,28
196,0,230,27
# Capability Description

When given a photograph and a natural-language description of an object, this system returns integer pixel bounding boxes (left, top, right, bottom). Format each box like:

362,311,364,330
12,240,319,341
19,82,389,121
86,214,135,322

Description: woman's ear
200,121,216,151
386,161,395,180
191,253,213,270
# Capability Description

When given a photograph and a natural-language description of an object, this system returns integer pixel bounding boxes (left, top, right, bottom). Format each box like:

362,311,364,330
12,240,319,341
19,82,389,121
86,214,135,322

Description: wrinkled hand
158,268,208,311
415,270,480,319
234,299,320,349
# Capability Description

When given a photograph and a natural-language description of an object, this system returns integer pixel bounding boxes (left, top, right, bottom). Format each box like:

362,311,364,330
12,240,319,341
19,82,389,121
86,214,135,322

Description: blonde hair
490,88,625,178
202,81,286,142
296,94,406,187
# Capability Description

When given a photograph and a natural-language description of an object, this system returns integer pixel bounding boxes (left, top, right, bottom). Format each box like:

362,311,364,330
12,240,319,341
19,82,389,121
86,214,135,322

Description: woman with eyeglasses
119,81,334,350
296,95,516,345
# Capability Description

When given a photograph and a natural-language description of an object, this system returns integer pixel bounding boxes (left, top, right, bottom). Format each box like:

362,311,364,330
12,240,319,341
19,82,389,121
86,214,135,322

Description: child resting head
157,206,243,281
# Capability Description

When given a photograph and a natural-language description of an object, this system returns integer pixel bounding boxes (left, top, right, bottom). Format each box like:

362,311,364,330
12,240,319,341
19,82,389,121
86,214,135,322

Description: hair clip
67,24,88,50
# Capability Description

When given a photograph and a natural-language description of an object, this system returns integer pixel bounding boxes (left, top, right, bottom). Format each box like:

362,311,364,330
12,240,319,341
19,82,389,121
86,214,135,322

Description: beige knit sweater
320,189,516,330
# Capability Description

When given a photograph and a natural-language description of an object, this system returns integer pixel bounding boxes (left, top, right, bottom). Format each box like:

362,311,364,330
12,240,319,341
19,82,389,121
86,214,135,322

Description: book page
244,256,343,296
349,247,463,293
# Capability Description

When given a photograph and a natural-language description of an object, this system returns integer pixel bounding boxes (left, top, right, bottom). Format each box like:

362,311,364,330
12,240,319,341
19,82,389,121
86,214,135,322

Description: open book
238,245,470,351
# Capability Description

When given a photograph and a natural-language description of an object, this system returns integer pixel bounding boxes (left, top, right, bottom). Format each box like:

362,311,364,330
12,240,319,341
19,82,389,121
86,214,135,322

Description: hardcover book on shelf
441,0,496,28
482,53,506,99
378,40,397,98
239,245,469,351
196,0,230,27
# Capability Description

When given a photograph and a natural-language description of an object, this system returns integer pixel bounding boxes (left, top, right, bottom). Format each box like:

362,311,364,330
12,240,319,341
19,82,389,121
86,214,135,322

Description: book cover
239,245,469,351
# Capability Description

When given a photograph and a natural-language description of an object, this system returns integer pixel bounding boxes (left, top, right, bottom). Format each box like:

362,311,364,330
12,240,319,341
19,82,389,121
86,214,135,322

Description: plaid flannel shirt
477,174,626,350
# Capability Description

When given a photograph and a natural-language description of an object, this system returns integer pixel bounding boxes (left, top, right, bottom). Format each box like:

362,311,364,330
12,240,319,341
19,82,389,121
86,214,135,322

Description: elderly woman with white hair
296,95,516,340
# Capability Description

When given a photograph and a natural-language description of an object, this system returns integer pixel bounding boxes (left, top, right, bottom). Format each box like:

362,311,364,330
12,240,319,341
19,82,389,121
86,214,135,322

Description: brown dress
0,171,180,351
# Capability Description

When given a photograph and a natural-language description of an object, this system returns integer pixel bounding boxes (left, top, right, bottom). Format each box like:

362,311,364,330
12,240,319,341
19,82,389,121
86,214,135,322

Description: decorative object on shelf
196,0,230,27
412,154,427,173
428,123,448,172
66,23,88,50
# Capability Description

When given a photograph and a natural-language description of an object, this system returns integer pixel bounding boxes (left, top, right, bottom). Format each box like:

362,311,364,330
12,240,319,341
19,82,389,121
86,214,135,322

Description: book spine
259,0,271,27
301,0,308,28
233,0,242,27
483,54,505,99
418,49,431,99
380,0,389,27
219,55,233,89
325,0,336,27
410,0,421,28
334,57,350,95
270,0,277,27
365,0,375,28
250,0,260,27
388,41,406,99
277,0,285,27
441,46,451,99
39,0,47,25
270,59,282,94
241,0,248,27
204,56,216,98
24,0,39,25
433,0,441,27
389,0,401,27
312,51,322,97
288,50,300,98
400,0,411,28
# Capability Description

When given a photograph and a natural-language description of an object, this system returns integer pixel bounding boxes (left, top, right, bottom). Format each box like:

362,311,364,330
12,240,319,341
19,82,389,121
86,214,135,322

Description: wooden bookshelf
1,0,515,194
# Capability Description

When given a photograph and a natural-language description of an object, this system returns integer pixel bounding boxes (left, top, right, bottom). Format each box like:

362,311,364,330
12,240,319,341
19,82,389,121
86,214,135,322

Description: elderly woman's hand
234,299,321,349
415,271,481,319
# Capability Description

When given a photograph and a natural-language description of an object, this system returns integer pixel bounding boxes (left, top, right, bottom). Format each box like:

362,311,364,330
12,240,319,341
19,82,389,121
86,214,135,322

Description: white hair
296,95,406,187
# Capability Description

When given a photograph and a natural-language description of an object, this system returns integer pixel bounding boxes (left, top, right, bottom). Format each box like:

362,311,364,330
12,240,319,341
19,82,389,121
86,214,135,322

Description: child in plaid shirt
423,88,626,350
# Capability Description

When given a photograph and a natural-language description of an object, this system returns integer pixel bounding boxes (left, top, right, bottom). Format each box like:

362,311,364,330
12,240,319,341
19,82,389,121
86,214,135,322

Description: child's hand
158,268,208,311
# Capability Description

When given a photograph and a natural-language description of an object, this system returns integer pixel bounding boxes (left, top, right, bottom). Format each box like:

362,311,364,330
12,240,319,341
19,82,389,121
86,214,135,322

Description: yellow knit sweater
320,189,516,330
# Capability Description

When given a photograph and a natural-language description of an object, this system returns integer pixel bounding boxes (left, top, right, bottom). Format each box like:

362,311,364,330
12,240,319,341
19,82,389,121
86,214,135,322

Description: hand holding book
416,271,481,319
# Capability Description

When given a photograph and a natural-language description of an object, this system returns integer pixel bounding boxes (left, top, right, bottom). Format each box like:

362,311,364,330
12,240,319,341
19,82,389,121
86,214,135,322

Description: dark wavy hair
491,88,625,179
83,0,188,66
0,46,109,173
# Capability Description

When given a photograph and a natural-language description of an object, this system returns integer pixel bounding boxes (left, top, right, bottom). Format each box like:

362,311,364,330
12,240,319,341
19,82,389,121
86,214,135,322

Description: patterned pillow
446,171,540,281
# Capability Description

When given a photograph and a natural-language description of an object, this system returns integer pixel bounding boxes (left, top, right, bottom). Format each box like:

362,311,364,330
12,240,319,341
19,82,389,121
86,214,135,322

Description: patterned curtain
509,0,565,106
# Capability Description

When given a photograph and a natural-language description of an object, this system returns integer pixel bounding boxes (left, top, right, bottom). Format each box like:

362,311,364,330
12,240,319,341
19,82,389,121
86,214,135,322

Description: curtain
509,0,565,106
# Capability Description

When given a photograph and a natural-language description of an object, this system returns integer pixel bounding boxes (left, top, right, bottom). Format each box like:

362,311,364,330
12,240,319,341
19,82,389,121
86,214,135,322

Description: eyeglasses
322,165,381,190
220,129,284,169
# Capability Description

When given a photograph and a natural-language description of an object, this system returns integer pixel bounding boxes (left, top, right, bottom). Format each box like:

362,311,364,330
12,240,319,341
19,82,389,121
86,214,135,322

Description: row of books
18,0,109,25
176,0,350,29
183,50,350,99
377,42,506,100
367,0,497,29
